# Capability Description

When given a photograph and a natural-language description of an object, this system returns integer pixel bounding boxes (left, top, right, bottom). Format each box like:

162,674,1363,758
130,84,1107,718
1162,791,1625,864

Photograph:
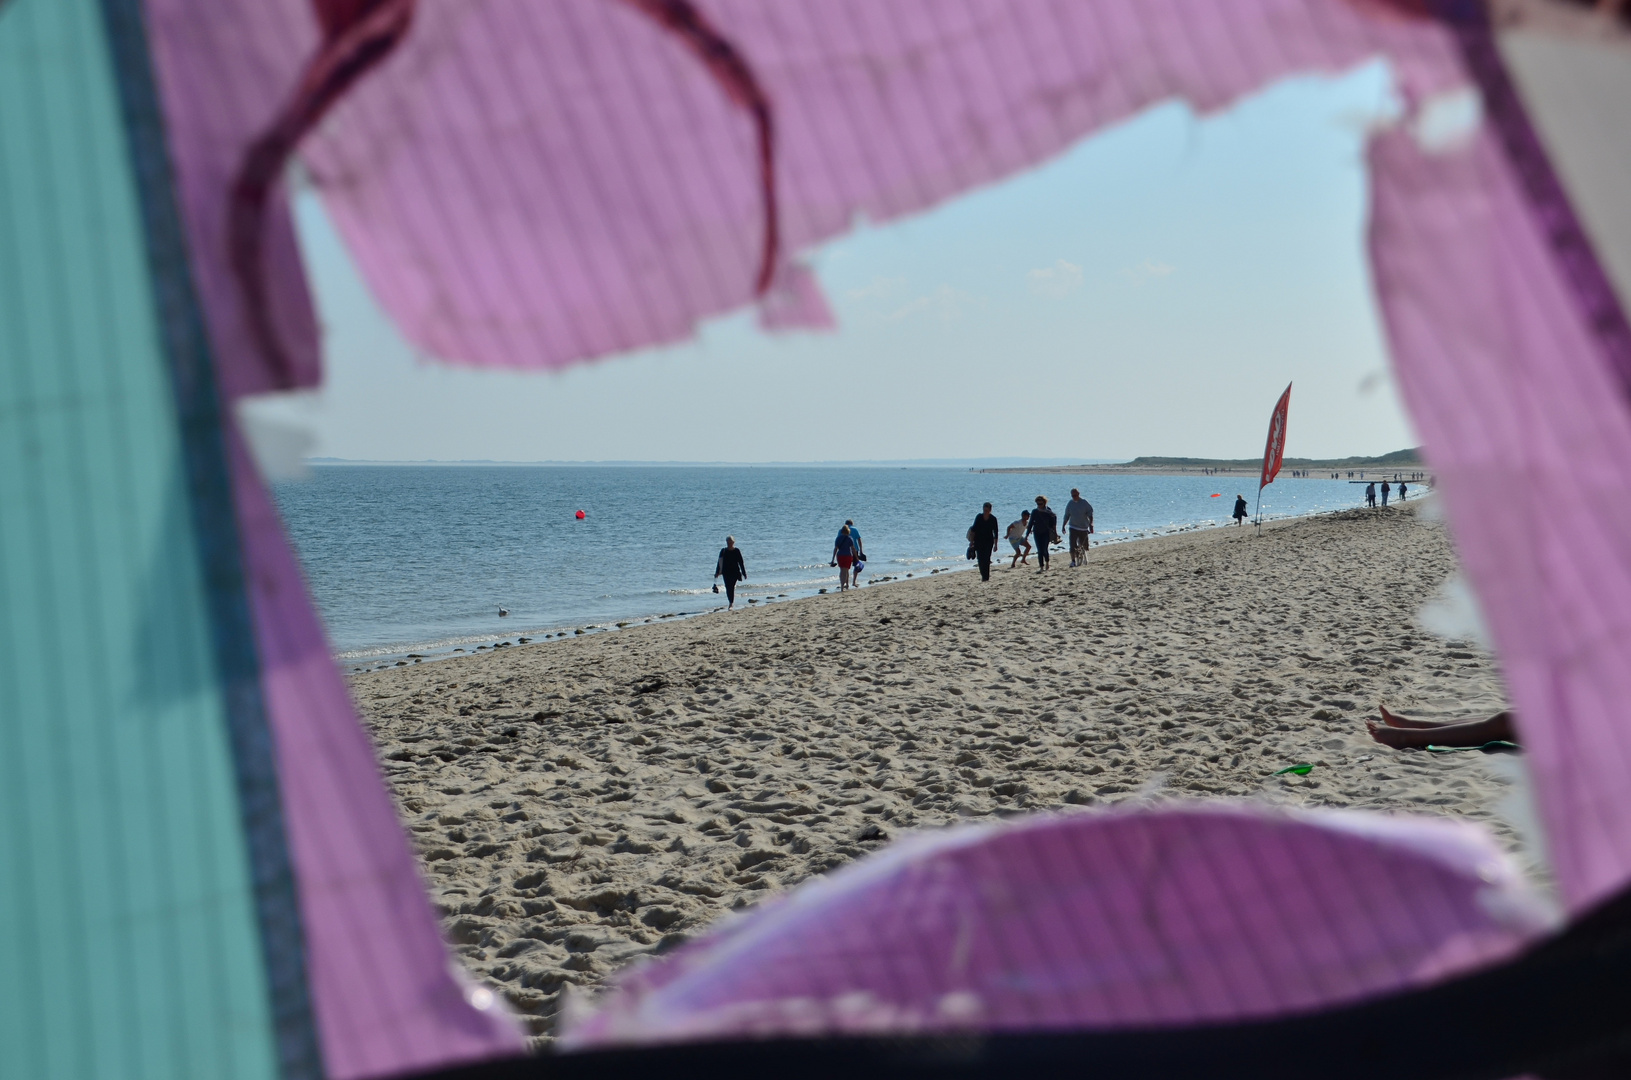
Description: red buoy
575,509,586,519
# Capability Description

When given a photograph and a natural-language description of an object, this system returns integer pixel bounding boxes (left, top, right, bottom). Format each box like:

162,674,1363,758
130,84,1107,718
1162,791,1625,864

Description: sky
246,59,1420,465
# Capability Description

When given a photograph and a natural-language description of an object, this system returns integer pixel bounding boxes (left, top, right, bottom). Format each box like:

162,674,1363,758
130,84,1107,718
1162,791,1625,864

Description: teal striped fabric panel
0,1,278,1077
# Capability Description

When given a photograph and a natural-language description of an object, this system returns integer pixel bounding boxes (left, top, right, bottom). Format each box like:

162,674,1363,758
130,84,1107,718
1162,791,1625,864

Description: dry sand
350,501,1531,1044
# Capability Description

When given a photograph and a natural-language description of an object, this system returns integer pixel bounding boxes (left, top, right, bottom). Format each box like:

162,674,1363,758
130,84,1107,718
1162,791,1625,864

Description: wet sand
349,501,1527,1044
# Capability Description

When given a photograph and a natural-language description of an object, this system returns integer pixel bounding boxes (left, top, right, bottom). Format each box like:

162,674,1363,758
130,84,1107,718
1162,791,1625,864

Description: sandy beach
349,501,1529,1045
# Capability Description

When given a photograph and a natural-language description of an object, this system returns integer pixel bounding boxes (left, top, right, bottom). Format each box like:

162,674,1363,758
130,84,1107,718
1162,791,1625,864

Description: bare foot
1378,704,1443,730
1367,720,1436,748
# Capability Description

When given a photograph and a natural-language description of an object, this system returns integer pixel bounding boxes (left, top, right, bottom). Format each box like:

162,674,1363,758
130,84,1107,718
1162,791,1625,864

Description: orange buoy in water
1210,493,1222,497
575,509,586,519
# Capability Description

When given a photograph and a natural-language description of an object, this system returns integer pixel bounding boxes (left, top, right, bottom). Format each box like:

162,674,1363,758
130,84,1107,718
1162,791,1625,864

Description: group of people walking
968,489,1094,581
1365,480,1406,507
712,519,869,609
713,492,1096,610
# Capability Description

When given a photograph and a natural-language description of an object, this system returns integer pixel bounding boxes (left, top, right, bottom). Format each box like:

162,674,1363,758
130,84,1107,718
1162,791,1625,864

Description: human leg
724,578,737,608
1367,708,1515,749
1036,540,1049,571
977,548,992,581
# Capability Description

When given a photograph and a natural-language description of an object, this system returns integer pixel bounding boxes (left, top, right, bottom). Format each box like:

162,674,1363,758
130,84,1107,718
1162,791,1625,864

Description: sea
272,465,1399,669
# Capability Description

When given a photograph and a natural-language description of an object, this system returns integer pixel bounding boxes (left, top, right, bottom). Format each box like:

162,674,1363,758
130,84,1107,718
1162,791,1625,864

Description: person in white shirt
1006,510,1032,569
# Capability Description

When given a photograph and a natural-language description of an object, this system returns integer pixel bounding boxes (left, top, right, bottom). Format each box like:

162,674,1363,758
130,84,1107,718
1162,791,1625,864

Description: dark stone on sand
517,637,530,643
574,629,585,635
395,661,408,666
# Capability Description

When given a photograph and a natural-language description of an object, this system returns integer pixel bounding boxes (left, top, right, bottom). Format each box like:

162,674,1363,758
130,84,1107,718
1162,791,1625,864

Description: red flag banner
1259,383,1292,490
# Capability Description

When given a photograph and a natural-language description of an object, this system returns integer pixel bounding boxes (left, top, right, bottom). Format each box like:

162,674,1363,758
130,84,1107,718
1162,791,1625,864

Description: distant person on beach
1399,482,1409,501
1366,482,1377,507
1026,496,1058,573
1366,704,1517,750
969,502,1000,581
845,519,866,585
1007,511,1032,568
1381,481,1391,507
1062,488,1095,566
713,536,746,610
831,525,858,592
1232,495,1248,526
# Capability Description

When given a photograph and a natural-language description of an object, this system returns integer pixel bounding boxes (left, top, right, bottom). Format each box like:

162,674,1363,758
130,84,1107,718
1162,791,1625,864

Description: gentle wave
274,465,1413,665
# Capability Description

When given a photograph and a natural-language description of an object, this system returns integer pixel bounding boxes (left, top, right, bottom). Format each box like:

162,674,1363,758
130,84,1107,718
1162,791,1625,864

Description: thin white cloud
846,276,908,301
1026,259,1084,298
884,285,983,323
1120,259,1176,285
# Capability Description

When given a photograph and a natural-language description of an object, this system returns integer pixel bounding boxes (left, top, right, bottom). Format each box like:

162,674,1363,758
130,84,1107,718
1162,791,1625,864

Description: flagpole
1254,486,1262,535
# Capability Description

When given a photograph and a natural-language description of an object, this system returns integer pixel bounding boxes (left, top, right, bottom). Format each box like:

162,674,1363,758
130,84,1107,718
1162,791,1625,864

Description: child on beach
1007,511,1032,568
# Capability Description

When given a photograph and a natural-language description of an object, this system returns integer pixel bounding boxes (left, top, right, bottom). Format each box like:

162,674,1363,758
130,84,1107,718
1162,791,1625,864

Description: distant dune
976,448,1424,475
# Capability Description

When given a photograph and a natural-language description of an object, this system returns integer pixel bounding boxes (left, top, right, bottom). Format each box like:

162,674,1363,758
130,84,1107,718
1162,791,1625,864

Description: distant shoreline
976,451,1425,477
975,463,1426,476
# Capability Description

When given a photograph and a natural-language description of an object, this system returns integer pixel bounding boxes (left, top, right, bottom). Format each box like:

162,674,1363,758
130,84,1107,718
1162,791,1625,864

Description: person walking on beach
1007,510,1032,568
969,502,1000,581
831,524,858,592
1026,496,1058,573
1062,488,1095,566
1381,480,1391,507
1232,495,1248,526
1365,482,1377,508
1399,481,1408,501
713,536,746,610
844,519,866,586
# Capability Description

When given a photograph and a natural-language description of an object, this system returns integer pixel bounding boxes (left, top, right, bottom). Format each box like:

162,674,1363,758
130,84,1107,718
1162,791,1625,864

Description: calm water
272,466,1395,664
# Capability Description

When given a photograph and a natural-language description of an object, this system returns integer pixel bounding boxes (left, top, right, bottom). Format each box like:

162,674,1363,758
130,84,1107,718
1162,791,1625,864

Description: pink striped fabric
137,0,1631,1067
1369,118,1631,914
228,427,526,1078
296,0,1463,369
560,805,1553,1043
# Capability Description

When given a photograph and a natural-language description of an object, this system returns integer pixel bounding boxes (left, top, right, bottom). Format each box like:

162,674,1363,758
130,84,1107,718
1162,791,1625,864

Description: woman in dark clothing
1232,495,1248,526
714,535,746,610
969,502,1001,581
1025,496,1057,572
